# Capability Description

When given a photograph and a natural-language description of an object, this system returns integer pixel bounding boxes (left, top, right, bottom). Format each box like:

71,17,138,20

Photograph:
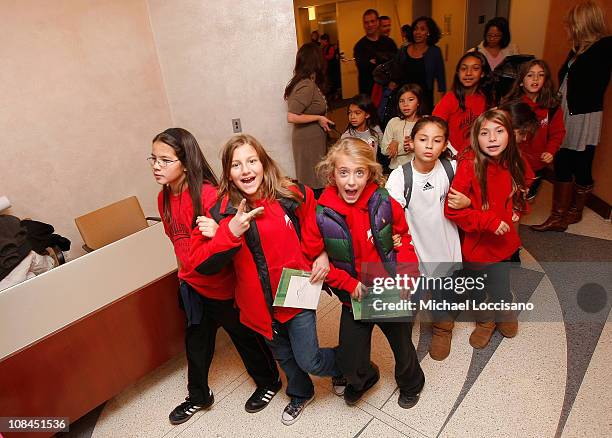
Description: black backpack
402,157,455,207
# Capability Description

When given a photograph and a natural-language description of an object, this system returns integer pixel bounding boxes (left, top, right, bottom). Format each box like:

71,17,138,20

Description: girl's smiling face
347,104,369,131
398,91,419,119
458,56,484,90
333,153,370,204
229,144,264,201
478,119,509,158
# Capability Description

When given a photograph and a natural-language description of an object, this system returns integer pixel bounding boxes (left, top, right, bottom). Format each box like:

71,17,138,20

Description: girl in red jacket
433,51,492,155
445,109,533,349
305,138,425,409
190,134,339,426
150,129,280,425
503,59,566,200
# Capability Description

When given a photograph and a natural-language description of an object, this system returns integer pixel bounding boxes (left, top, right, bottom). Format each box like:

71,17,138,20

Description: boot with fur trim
429,321,454,361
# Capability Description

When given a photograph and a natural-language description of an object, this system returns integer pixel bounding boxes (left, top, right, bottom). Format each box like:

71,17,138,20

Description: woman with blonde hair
533,1,611,231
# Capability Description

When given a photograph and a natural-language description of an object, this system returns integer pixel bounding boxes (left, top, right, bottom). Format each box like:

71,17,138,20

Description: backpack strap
194,197,239,276
402,162,413,208
208,198,224,223
439,157,455,183
242,222,275,318
278,183,306,241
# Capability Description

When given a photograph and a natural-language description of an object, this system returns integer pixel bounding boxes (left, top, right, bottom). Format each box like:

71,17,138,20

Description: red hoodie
158,183,235,300
519,95,566,172
189,186,316,339
301,183,419,299
444,154,534,263
433,91,487,154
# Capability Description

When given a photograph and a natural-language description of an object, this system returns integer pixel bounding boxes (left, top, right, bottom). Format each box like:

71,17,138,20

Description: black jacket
559,36,611,115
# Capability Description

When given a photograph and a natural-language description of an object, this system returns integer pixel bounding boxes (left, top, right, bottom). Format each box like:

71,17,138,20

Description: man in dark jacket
353,9,398,95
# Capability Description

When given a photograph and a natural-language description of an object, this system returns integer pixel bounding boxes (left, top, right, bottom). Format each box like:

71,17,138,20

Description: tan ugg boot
469,311,495,349
496,310,518,338
429,321,454,361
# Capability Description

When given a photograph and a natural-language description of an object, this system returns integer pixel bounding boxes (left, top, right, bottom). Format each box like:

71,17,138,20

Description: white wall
146,0,297,178
1,0,173,258
1,0,300,258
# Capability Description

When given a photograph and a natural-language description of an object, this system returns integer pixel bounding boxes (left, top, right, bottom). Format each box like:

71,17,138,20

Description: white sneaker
281,395,314,426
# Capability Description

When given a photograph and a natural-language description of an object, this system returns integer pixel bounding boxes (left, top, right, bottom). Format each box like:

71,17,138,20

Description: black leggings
554,145,596,186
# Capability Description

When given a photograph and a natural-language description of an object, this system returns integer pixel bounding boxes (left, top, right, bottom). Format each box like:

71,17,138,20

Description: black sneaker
169,392,213,425
398,390,420,409
332,375,347,396
344,363,380,406
245,379,282,413
281,395,314,426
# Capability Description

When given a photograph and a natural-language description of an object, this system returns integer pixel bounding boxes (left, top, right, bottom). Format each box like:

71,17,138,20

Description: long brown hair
451,51,494,111
283,43,324,99
470,109,528,212
218,134,302,207
503,59,560,109
152,128,218,228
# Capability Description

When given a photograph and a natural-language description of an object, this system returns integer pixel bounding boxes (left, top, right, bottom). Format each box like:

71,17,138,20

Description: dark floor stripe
436,266,543,437
520,226,612,437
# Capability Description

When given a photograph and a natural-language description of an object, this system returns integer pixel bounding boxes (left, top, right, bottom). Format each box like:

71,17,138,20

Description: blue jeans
265,310,339,402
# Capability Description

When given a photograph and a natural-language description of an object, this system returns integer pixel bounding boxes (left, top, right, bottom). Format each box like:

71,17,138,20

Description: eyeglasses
147,157,180,168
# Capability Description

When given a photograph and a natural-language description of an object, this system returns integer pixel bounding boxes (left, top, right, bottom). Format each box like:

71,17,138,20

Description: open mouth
241,176,256,185
344,189,358,198
486,145,501,153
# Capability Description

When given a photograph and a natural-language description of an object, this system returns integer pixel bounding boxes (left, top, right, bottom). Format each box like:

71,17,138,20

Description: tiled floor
83,181,610,438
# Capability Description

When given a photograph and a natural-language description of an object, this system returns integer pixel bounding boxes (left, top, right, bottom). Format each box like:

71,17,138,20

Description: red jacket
433,91,487,154
301,183,419,297
519,95,566,172
189,186,316,339
158,183,235,300
444,154,534,263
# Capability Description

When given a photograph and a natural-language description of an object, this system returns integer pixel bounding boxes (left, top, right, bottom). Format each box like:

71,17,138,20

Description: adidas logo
423,182,434,191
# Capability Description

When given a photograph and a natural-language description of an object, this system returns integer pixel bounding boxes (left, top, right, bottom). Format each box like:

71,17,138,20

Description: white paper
281,276,323,309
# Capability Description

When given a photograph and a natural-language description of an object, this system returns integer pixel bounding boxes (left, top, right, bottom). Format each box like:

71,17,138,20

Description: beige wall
509,0,551,57
432,0,467,89
1,0,172,257
2,0,300,258
147,0,297,179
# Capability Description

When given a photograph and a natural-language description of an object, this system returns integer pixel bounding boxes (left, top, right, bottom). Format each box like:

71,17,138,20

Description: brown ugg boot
496,310,518,338
531,181,573,232
469,311,495,349
567,183,593,224
429,321,454,361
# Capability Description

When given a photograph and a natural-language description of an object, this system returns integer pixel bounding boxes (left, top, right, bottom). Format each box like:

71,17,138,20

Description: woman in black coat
533,1,611,232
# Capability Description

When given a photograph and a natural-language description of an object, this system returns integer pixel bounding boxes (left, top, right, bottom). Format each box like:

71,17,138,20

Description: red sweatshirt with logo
433,91,488,154
158,183,235,300
519,95,566,172
444,154,534,263
301,183,419,300
189,186,316,339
